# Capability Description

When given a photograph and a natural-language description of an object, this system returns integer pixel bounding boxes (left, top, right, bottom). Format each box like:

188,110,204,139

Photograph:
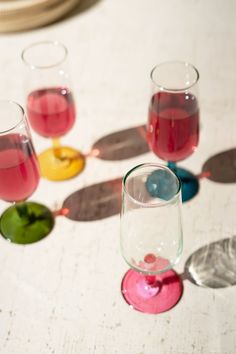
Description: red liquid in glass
147,92,199,162
27,87,76,138
0,134,40,202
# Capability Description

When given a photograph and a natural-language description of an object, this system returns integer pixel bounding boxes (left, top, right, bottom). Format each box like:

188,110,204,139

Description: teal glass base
167,162,199,202
0,201,54,244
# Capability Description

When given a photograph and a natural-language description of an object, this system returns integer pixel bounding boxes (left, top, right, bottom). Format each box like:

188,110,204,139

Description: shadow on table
60,124,149,221
179,150,236,287
63,127,236,221
63,177,122,221
61,146,236,222
182,236,236,288
90,124,149,161
201,148,236,183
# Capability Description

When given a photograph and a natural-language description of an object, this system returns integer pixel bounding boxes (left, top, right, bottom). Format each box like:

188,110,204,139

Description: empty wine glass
0,100,54,244
147,61,200,202
21,40,85,181
120,163,183,314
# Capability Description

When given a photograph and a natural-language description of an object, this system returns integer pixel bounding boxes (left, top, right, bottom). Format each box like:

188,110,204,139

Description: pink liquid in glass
27,87,76,138
0,134,40,202
147,92,199,162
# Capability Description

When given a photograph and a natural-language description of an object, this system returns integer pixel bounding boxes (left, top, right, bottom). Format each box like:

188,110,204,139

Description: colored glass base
39,146,85,181
0,201,54,244
145,168,179,201
121,269,183,314
167,163,199,202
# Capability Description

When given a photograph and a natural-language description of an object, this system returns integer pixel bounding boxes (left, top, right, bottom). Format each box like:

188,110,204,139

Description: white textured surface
0,0,236,353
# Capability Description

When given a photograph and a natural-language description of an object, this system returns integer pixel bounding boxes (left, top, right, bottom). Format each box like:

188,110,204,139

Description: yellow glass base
39,146,85,181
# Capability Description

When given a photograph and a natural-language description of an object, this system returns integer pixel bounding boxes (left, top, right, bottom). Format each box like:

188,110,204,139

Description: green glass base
0,202,54,244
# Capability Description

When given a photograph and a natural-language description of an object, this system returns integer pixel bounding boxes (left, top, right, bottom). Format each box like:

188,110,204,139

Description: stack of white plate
0,0,81,32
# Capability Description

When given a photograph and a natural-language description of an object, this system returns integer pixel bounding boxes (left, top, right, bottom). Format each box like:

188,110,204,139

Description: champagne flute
120,163,183,314
0,100,54,244
21,40,85,181
147,61,200,202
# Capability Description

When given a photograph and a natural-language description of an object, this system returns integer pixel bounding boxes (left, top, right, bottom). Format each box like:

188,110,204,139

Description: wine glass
0,100,54,244
120,163,183,314
147,61,200,202
21,40,85,181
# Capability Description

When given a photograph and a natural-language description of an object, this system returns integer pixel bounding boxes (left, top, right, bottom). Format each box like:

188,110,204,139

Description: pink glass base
121,269,183,314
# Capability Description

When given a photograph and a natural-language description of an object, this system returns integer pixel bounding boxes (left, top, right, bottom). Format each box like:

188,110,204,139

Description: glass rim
0,100,26,134
122,162,181,207
150,60,200,92
21,40,68,69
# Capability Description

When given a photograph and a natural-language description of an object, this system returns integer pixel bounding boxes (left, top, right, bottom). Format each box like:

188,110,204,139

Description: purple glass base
121,269,183,314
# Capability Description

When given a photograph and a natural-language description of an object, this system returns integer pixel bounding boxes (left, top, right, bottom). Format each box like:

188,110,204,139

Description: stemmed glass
21,40,85,181
0,100,54,244
147,61,200,202
120,163,183,314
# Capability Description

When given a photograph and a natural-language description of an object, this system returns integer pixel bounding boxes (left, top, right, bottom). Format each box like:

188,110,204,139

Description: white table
0,1,236,353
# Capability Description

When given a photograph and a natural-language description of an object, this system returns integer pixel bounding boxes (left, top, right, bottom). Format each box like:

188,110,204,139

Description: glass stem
52,138,62,159
145,275,157,286
15,202,40,225
15,202,29,220
140,275,161,297
167,161,177,173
